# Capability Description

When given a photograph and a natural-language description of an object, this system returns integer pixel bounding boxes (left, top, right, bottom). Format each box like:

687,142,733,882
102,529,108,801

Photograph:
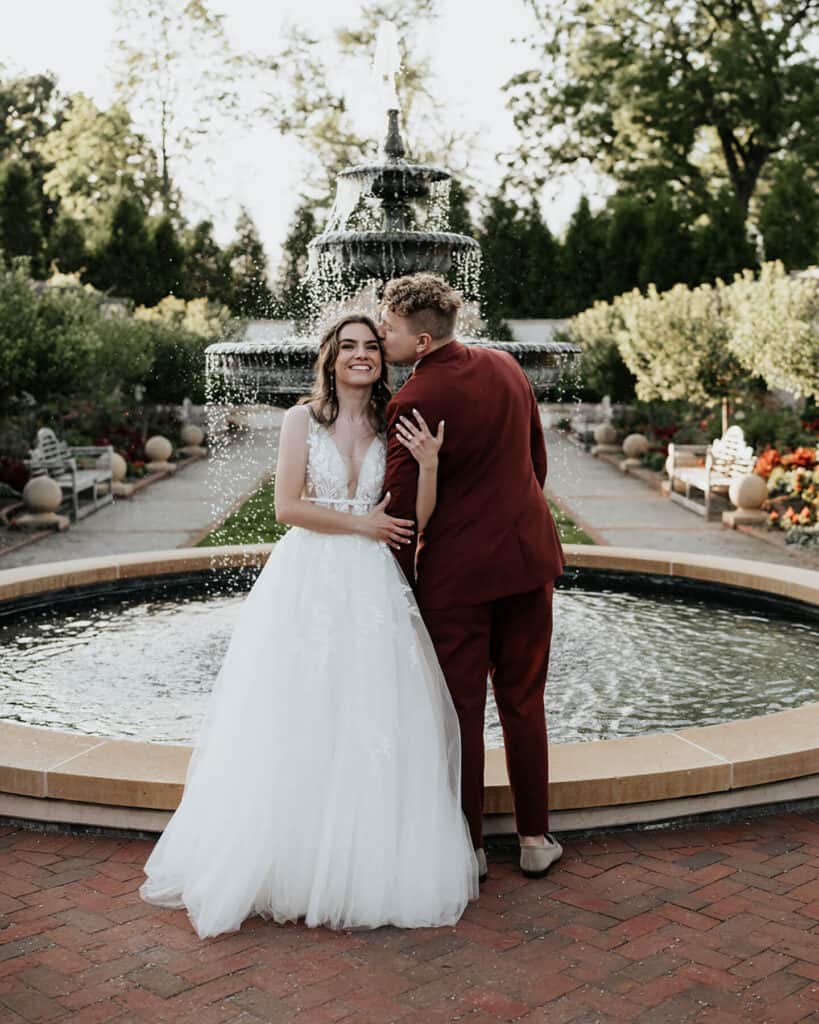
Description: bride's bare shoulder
280,404,313,441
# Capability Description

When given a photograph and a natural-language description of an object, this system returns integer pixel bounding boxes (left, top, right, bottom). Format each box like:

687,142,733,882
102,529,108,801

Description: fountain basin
206,336,581,406
1,546,818,835
308,229,480,279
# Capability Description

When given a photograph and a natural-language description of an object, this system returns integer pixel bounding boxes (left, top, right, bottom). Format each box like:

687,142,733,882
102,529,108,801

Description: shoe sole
521,865,556,878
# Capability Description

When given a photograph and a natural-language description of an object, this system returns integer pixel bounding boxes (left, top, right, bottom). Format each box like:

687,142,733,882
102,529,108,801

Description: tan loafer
476,848,488,882
520,833,563,878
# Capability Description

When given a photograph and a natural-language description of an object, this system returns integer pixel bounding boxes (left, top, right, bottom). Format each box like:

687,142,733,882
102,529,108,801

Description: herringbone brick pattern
2,813,819,1022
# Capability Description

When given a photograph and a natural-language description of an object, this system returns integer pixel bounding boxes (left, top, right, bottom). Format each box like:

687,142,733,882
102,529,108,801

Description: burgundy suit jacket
384,340,564,609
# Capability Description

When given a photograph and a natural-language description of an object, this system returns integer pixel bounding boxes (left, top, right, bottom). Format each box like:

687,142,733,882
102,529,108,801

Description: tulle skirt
140,527,478,938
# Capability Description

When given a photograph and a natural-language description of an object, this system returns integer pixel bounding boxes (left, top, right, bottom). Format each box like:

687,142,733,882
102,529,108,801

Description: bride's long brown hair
299,314,391,433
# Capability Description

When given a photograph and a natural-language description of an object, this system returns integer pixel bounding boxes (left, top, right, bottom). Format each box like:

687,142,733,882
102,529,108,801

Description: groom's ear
416,333,434,358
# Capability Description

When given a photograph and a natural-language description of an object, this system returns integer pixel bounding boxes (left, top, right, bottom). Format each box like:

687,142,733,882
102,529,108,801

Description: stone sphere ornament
593,423,617,446
22,476,62,514
145,435,173,463
97,451,127,482
622,433,649,459
729,473,768,510
181,424,205,447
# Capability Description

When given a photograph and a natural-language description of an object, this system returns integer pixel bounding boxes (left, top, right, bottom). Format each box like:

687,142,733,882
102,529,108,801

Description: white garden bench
666,425,757,519
26,428,114,521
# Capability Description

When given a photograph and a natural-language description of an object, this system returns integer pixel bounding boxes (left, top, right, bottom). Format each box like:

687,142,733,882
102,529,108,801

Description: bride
140,313,479,938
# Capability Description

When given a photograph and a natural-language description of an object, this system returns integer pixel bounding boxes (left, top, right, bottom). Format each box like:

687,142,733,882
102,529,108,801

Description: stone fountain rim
308,229,481,248
339,161,451,181
204,337,582,356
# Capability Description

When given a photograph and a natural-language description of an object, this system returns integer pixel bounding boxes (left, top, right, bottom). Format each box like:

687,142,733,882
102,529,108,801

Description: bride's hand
395,409,444,469
359,493,415,549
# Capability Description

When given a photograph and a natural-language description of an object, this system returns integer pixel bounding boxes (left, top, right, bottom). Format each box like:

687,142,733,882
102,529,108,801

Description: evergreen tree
149,215,186,302
759,161,819,270
639,189,695,292
478,190,561,320
603,194,648,299
0,73,66,242
0,159,46,275
694,188,758,284
90,194,153,304
274,201,319,319
447,178,475,237
559,196,608,315
228,207,275,318
185,219,232,305
47,211,87,273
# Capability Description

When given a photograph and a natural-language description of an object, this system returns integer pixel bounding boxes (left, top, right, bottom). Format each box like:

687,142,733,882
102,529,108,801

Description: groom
379,273,565,881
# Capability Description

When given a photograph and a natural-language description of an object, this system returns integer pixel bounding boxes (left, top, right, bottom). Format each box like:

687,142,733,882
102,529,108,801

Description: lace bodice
305,414,386,514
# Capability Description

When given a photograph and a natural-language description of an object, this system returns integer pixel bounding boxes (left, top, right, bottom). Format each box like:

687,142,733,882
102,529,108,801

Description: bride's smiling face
333,323,383,389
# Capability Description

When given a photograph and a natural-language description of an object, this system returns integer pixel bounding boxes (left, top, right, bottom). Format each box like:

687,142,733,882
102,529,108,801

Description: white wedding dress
140,414,478,937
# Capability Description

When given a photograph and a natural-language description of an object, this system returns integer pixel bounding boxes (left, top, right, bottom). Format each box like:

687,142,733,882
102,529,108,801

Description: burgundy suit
384,340,564,847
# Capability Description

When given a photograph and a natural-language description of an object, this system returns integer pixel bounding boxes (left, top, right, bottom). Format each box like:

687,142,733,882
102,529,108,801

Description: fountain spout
383,109,406,162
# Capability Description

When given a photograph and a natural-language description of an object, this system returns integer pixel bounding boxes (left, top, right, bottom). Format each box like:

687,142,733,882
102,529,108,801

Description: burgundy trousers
422,583,554,849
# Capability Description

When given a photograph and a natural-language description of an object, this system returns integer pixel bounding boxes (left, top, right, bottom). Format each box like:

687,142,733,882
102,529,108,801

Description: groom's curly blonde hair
382,273,462,341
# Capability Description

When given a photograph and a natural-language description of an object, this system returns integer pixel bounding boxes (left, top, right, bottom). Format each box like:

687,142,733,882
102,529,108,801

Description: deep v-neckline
323,427,380,500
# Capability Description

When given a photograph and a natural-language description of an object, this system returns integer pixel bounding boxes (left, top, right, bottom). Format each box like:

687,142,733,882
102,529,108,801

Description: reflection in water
1,589,816,747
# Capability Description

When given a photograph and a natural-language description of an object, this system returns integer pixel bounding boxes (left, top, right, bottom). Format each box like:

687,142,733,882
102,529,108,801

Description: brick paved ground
3,813,819,1023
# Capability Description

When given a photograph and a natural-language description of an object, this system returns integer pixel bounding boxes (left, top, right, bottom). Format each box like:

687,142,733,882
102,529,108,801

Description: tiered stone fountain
205,106,579,404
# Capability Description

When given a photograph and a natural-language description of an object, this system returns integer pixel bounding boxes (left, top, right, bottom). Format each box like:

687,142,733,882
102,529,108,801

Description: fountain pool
1,566,817,746
1,547,818,834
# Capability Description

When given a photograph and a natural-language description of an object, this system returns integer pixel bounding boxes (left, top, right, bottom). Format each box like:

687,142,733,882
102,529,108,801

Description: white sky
2,0,604,268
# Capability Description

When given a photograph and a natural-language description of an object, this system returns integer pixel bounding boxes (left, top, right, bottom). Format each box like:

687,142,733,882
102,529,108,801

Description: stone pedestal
179,445,208,458
113,481,136,498
722,508,768,529
592,444,621,457
619,458,642,472
146,461,177,474
14,511,70,531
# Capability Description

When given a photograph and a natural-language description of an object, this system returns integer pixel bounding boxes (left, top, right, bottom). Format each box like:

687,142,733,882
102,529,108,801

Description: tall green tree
758,160,819,270
112,0,248,211
37,94,161,236
47,212,87,274
559,196,609,315
506,0,819,217
694,187,758,283
149,215,186,301
91,195,153,304
603,195,649,299
0,73,66,239
639,189,695,292
274,200,320,319
228,207,274,318
184,219,231,305
478,190,561,319
0,160,46,275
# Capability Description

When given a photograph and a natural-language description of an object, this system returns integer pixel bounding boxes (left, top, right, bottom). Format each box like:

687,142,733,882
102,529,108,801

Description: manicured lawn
197,480,287,546
549,499,595,545
198,480,595,547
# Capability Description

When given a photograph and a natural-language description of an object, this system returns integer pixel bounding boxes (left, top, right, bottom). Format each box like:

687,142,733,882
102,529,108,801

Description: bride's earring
329,371,336,399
